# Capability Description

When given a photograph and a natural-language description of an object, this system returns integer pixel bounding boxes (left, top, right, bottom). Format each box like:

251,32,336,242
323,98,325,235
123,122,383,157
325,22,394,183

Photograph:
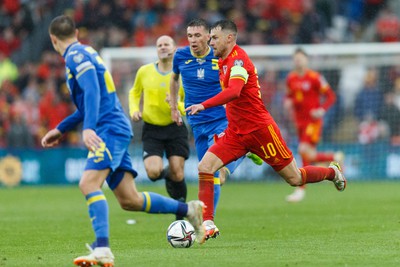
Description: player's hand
41,128,62,148
132,111,142,122
83,129,103,152
185,104,204,115
171,108,183,126
310,108,325,119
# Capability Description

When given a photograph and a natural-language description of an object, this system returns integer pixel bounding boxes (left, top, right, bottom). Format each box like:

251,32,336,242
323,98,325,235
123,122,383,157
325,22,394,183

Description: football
166,220,196,248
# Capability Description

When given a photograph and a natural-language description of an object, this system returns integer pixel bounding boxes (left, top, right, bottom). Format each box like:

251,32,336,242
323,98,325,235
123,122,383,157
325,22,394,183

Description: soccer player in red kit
285,48,344,203
185,20,346,243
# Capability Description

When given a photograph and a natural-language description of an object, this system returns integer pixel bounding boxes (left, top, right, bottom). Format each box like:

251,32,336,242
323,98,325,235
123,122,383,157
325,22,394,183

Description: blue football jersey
172,46,226,126
57,42,132,138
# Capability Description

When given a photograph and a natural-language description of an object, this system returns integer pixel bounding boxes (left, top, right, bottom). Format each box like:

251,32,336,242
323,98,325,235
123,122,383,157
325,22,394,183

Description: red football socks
315,153,334,162
300,166,335,184
199,172,214,221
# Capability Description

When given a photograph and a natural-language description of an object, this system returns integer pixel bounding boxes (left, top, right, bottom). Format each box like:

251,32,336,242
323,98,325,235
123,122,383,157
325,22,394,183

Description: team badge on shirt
197,68,205,79
73,53,84,63
234,59,243,67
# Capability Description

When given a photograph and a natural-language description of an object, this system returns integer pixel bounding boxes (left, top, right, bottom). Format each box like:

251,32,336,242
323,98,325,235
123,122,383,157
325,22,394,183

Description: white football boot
73,244,114,267
186,200,206,244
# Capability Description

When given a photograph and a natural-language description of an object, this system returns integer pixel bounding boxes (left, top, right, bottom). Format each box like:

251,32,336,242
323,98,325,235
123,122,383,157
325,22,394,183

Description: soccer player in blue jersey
41,15,204,267
169,18,262,241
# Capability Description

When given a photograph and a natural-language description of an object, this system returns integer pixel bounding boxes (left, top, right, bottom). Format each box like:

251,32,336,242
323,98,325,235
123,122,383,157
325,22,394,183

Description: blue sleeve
76,68,100,130
172,51,180,74
57,109,83,133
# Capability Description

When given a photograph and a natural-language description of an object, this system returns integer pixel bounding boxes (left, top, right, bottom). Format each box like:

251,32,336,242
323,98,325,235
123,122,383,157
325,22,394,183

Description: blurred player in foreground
185,20,347,244
285,48,344,202
42,15,204,267
169,18,263,241
129,35,189,220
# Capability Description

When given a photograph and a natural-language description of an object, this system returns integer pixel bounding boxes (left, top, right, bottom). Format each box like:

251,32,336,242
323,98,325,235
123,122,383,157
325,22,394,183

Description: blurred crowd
1,0,400,149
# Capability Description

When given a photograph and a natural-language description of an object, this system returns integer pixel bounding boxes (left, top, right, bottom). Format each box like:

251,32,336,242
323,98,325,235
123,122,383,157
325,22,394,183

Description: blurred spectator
354,69,383,121
7,107,34,148
0,27,21,57
379,78,400,145
0,51,18,86
295,0,325,44
375,5,400,42
354,69,385,144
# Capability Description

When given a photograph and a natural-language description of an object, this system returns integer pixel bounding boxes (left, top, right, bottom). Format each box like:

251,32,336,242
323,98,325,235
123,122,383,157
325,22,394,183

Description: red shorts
297,120,322,145
208,121,294,171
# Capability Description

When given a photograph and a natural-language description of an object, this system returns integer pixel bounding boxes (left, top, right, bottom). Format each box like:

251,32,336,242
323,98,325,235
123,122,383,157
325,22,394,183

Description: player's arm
283,77,296,121
177,84,186,116
41,109,83,148
186,65,247,115
311,75,336,119
129,67,143,122
73,57,103,151
169,71,183,125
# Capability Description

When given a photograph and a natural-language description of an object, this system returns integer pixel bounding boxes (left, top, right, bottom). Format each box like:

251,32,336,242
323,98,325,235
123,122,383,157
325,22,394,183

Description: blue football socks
141,192,187,218
86,191,109,247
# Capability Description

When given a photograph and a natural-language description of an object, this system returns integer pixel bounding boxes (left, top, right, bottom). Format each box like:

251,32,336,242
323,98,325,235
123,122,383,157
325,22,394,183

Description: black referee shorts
142,122,189,160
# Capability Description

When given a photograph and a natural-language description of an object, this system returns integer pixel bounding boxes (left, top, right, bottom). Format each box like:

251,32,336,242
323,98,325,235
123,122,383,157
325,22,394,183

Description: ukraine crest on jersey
172,46,226,126
63,42,132,137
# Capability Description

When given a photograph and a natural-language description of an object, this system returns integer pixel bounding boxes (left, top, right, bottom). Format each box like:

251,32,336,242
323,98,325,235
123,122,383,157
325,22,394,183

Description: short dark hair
210,19,237,35
187,18,209,31
294,47,308,57
49,15,76,40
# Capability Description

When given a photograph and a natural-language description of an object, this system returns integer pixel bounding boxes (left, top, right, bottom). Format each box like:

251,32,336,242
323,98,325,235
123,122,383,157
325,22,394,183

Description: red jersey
206,45,274,134
286,69,335,127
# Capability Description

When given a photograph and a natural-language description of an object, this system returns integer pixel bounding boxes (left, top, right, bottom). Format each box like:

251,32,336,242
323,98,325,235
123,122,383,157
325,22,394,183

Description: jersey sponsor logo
73,53,84,64
234,59,243,67
196,58,206,65
197,68,205,80
185,59,193,64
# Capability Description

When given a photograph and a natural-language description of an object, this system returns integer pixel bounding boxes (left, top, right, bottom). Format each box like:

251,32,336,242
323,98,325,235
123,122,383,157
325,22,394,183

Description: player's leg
143,155,165,180
74,169,114,267
251,123,346,191
200,129,248,243
277,158,346,191
193,124,223,216
112,170,205,242
73,138,119,267
142,123,168,181
166,156,187,219
286,142,315,202
164,123,190,219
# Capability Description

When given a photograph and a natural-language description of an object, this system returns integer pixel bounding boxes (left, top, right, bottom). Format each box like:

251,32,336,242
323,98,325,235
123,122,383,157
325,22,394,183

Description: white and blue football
166,220,196,248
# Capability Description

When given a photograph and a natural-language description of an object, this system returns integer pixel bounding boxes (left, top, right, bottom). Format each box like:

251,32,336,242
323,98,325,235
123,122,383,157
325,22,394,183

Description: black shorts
142,122,189,160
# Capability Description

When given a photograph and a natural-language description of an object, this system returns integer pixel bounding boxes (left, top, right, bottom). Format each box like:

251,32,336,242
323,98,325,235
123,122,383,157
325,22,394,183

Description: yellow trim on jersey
129,62,185,126
213,177,220,185
268,125,291,159
190,46,211,59
143,192,151,212
86,195,106,206
230,65,249,82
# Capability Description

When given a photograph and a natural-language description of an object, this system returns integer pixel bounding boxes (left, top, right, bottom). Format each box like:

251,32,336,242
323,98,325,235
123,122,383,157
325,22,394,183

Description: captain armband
230,65,249,83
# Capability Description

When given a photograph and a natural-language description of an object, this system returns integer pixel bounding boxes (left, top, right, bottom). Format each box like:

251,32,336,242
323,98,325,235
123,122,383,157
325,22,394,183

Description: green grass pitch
0,181,399,267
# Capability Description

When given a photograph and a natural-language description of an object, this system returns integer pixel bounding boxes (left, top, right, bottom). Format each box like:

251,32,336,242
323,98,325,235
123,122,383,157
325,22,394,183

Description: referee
129,35,189,220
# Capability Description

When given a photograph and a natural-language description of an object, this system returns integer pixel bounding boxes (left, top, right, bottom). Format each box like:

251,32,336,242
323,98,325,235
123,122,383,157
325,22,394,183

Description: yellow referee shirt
129,62,185,126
